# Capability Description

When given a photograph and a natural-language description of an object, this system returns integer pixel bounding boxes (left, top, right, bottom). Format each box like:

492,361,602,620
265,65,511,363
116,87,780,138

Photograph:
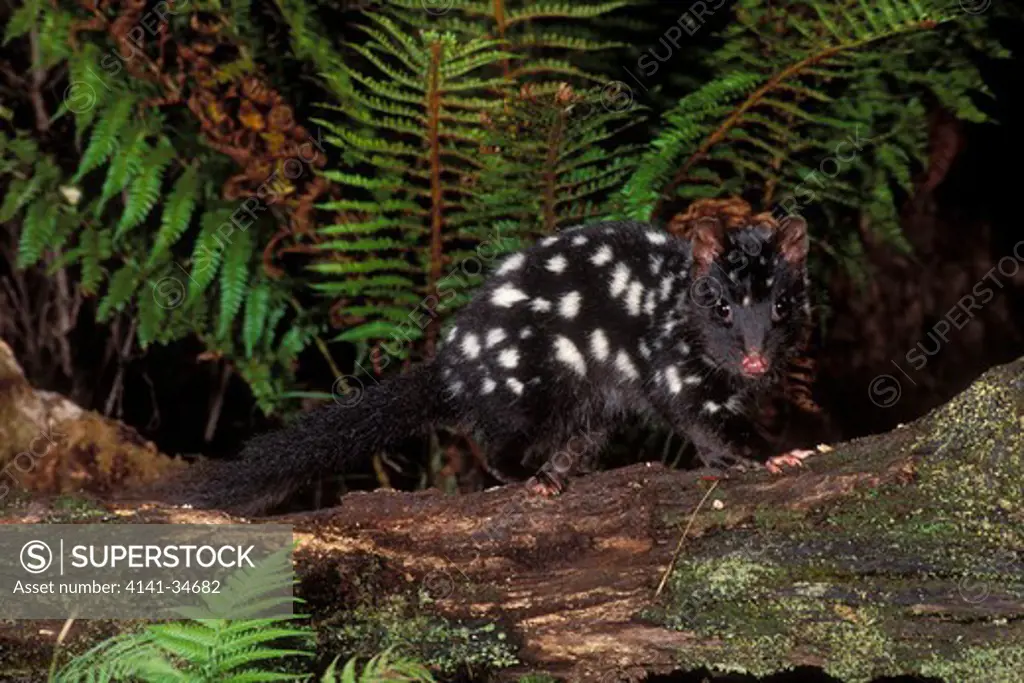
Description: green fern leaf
77,228,112,294
3,0,40,45
188,207,233,302
96,264,138,322
74,96,135,182
16,198,59,268
116,138,175,238
243,282,271,358
95,124,148,219
334,321,407,342
217,228,252,339
136,274,168,348
0,155,59,222
149,164,200,266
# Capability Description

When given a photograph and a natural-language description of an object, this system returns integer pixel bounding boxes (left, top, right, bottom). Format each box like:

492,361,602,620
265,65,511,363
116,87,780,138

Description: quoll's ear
690,216,726,273
776,214,809,265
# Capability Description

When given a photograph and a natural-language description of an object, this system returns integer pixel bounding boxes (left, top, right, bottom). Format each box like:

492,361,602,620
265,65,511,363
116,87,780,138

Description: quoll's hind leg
477,432,538,485
468,403,540,485
527,427,609,497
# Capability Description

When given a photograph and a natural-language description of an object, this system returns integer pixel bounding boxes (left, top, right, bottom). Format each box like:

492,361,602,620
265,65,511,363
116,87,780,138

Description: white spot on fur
496,253,525,275
506,377,524,395
559,291,582,319
726,395,745,413
742,295,751,306
677,342,690,355
591,245,614,267
482,377,496,394
520,327,533,339
492,284,528,307
498,347,519,369
639,340,651,358
609,263,631,297
590,329,609,361
665,366,682,394
445,325,458,342
554,336,587,376
650,255,664,275
530,298,552,313
448,381,463,396
703,400,721,414
625,281,643,316
659,275,674,301
461,334,481,359
572,235,588,246
615,350,639,379
546,255,568,273
540,236,558,247
644,290,657,316
766,277,774,287
646,231,668,245
683,375,702,385
486,328,506,348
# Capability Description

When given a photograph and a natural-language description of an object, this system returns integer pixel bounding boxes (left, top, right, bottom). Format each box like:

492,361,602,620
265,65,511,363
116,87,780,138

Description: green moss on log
651,358,1024,683
321,593,519,676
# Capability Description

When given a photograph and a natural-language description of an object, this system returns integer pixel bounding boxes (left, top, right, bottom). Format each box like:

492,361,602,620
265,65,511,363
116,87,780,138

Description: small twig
28,29,50,133
203,362,231,443
46,613,76,681
52,257,76,379
103,318,137,417
655,478,719,598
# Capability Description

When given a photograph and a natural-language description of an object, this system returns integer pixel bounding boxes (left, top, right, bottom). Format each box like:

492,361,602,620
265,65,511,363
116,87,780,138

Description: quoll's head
687,214,811,385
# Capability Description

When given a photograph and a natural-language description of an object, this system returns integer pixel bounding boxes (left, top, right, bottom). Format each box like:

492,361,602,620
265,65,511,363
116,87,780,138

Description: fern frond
188,207,234,302
243,282,271,358
74,95,135,181
116,138,176,239
96,263,138,322
95,123,148,218
617,0,995,226
217,228,253,339
149,164,201,266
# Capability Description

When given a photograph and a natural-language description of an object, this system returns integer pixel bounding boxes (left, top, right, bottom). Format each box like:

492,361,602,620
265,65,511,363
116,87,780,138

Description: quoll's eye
772,298,787,321
716,301,733,324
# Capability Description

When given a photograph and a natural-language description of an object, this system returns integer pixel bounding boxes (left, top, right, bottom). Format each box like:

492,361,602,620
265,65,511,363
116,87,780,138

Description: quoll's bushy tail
159,362,451,516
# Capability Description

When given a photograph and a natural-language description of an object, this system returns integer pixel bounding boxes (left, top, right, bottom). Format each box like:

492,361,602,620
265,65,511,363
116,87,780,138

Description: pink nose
741,352,769,376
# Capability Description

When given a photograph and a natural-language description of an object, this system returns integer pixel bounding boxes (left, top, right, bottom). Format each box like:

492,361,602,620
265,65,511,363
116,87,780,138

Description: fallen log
2,357,1023,682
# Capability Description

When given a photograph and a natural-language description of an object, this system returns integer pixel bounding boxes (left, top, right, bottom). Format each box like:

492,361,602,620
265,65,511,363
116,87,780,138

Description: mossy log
3,357,1023,682
0,339,186,497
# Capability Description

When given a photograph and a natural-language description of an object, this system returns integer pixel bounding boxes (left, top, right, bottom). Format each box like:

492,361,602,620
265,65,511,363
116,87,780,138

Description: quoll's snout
740,350,769,376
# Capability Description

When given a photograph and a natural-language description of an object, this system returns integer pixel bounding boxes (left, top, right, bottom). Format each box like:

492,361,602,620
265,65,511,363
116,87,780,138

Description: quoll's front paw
765,448,815,475
525,471,568,497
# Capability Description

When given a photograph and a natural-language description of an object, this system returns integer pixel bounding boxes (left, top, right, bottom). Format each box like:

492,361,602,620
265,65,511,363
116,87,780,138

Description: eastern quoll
169,215,815,515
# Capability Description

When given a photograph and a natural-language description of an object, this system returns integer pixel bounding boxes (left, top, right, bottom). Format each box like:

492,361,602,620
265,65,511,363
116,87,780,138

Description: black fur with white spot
170,219,810,515
436,219,809,483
